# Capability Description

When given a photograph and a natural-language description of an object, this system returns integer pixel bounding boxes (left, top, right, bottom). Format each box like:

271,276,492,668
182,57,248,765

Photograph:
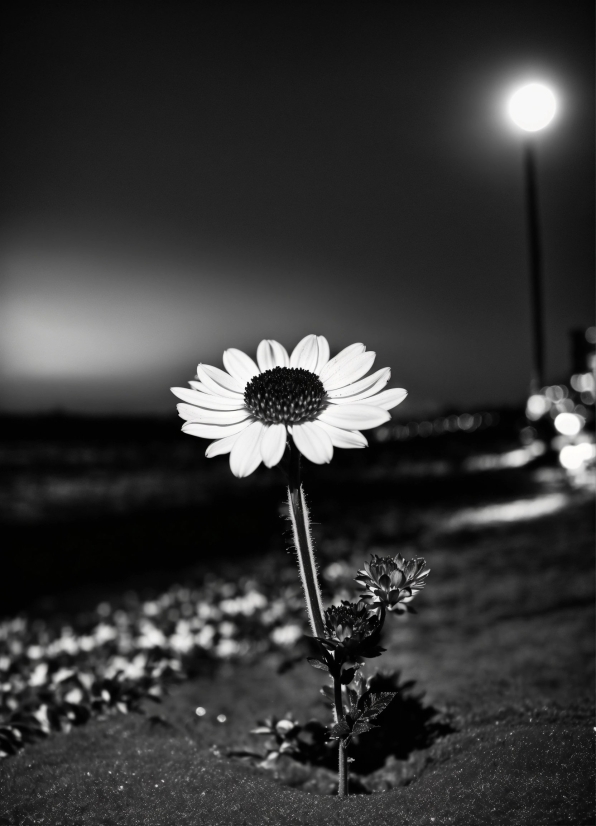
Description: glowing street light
508,83,556,132
508,82,557,392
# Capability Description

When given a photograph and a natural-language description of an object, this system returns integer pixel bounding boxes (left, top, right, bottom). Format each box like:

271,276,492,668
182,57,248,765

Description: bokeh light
526,394,550,420
559,442,595,471
508,83,556,132
553,412,582,437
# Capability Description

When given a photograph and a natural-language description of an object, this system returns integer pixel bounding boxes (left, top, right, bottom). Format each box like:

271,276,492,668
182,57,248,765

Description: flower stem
286,446,325,640
285,445,347,796
333,675,349,797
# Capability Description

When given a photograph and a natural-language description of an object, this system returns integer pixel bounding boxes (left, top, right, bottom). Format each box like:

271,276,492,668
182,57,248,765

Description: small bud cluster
317,601,385,663
308,553,430,678
306,552,430,753
355,553,430,613
251,549,431,796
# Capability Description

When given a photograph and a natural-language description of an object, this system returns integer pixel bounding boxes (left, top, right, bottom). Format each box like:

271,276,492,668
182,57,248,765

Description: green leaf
362,692,397,720
307,657,329,672
349,709,363,725
351,720,380,736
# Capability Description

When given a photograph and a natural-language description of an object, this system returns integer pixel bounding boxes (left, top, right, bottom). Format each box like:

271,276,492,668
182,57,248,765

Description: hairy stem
286,446,325,639
285,445,346,795
333,674,349,797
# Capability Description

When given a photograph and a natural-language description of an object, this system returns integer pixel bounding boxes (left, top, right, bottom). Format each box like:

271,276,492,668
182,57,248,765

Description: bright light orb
559,443,595,471
508,83,556,132
554,412,582,437
526,393,550,420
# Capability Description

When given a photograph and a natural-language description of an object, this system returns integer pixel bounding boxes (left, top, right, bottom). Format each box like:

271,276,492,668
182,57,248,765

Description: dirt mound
1,701,592,826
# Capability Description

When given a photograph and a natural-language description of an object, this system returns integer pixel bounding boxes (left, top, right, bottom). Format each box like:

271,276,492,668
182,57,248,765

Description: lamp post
508,83,557,393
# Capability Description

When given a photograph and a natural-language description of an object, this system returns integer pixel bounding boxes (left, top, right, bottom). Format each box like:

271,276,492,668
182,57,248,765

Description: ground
0,444,594,825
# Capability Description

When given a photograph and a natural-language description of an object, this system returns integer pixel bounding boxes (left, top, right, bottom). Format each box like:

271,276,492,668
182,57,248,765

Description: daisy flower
171,334,407,478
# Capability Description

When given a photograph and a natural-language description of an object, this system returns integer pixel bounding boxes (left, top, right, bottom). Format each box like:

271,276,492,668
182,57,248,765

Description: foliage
238,668,455,785
0,575,308,758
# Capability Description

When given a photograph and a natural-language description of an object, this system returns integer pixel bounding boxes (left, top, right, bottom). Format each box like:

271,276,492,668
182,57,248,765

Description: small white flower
28,662,48,687
171,335,407,478
270,623,303,647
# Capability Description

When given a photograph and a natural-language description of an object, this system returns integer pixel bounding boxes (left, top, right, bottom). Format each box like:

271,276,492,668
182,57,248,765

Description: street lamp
508,82,557,392
508,83,556,132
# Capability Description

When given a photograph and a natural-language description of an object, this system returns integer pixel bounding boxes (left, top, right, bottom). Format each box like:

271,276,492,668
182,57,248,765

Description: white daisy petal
229,421,266,478
317,421,368,448
205,433,243,458
260,423,288,468
355,388,408,410
256,339,290,372
189,380,217,395
292,421,334,464
318,403,390,430
326,368,391,400
182,420,252,440
322,351,376,392
319,343,366,386
178,337,403,470
177,403,250,425
256,340,274,372
171,387,246,409
197,364,245,398
290,334,319,372
223,349,260,385
314,336,330,374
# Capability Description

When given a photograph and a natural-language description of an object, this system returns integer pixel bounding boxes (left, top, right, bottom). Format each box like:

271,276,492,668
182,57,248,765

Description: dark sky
1,1,593,416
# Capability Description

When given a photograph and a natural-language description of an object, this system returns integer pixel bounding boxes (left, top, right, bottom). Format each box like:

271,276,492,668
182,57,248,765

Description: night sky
1,1,593,416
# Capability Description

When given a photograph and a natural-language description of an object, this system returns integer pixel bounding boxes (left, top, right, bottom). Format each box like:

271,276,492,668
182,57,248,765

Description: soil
0,446,594,825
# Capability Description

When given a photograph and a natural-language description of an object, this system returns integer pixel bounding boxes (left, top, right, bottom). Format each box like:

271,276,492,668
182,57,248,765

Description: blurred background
0,1,594,614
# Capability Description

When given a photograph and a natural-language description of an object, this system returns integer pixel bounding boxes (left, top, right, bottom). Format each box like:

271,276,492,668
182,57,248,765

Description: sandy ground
0,457,594,824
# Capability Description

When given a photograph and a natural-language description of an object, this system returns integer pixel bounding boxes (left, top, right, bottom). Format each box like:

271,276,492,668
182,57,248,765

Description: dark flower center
244,366,326,425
